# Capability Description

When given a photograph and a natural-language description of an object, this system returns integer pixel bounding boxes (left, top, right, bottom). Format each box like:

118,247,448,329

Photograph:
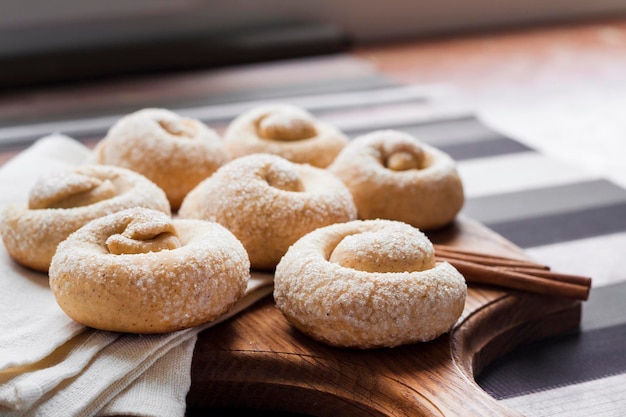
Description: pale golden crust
0,165,170,272
328,130,465,230
95,108,229,210
178,154,357,270
274,219,467,349
223,104,348,168
49,208,250,333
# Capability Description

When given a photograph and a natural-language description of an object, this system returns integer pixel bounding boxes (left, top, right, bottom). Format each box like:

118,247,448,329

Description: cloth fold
0,135,274,417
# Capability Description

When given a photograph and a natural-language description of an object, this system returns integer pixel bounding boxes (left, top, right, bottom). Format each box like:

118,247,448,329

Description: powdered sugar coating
274,219,467,348
223,104,348,168
0,165,170,272
328,130,465,230
95,108,229,210
49,207,250,333
178,153,357,270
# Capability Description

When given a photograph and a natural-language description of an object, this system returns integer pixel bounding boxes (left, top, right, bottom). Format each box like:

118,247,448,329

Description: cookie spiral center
106,211,181,254
158,118,197,138
261,163,305,192
29,172,117,209
386,150,423,171
258,110,317,141
329,230,436,273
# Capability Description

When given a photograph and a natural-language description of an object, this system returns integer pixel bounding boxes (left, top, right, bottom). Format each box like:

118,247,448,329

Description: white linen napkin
0,134,274,417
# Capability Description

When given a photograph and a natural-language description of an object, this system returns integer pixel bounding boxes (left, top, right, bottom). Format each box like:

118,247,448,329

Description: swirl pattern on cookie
223,104,348,168
274,219,467,348
0,165,170,272
95,108,229,210
179,153,357,270
49,207,250,333
329,130,465,230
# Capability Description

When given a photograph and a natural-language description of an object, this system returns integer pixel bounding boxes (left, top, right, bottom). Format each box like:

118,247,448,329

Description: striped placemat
2,61,624,416
333,91,626,417
326,87,626,416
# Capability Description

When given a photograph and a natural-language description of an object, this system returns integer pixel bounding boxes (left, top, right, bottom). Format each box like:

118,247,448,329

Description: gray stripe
343,117,531,160
439,137,532,161
488,201,626,248
478,282,626,400
0,83,456,149
463,180,626,224
2,76,394,129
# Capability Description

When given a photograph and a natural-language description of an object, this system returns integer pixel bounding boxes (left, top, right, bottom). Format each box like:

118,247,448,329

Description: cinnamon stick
434,249,549,270
434,244,548,269
437,258,591,300
503,266,593,288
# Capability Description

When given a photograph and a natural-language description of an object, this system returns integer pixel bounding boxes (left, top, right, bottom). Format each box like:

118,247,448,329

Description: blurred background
3,0,626,88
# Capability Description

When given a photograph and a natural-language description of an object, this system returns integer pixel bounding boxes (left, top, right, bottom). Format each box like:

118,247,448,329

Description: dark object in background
4,0,626,90
0,21,347,90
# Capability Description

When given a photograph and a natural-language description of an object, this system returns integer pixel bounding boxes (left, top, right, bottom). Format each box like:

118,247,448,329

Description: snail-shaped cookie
0,165,170,272
274,219,467,348
179,153,357,270
328,130,465,230
223,104,348,168
49,207,250,333
95,108,229,210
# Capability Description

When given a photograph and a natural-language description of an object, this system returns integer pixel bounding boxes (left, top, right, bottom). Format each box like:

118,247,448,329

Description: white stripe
458,151,599,199
318,100,473,133
500,372,626,417
526,232,626,288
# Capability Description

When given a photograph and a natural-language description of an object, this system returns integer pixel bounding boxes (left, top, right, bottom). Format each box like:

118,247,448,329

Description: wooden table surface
354,17,626,190
355,17,626,94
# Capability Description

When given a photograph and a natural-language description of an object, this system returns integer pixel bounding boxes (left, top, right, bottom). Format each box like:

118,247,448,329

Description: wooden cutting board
187,217,582,416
